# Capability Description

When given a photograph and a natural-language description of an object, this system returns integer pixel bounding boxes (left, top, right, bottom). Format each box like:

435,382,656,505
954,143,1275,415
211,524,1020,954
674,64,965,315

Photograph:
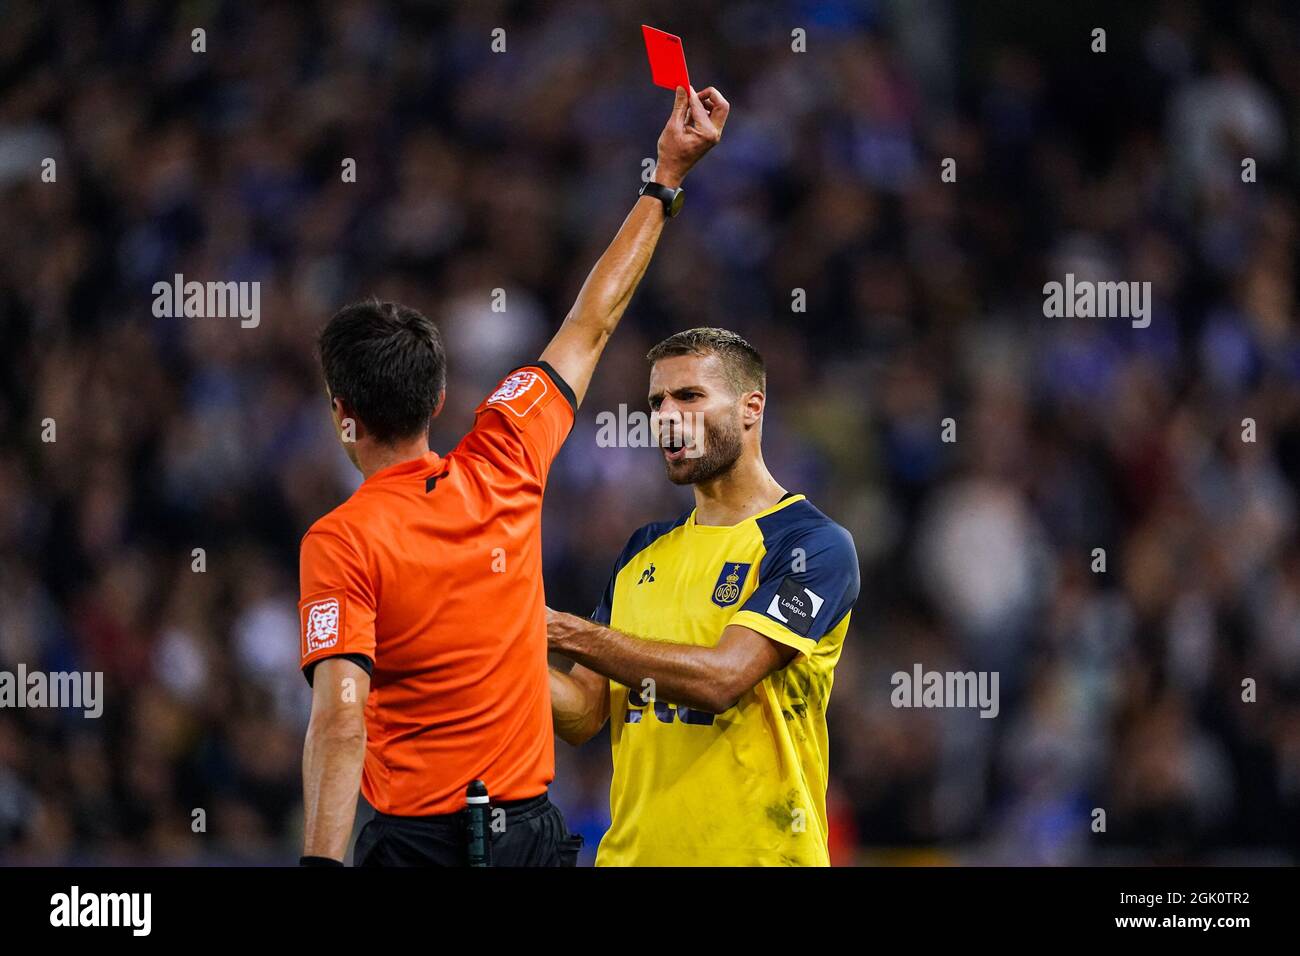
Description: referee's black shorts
353,792,583,867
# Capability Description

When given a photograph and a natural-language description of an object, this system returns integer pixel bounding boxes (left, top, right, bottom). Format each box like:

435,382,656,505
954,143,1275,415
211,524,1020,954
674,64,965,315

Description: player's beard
664,412,744,486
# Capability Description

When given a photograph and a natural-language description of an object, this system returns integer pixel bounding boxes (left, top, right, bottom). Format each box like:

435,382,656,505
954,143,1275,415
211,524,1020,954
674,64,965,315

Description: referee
298,86,729,866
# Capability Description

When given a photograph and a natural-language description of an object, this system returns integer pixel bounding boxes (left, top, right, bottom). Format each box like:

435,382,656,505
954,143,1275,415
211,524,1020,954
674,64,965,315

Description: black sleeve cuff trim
531,360,577,413
302,652,375,687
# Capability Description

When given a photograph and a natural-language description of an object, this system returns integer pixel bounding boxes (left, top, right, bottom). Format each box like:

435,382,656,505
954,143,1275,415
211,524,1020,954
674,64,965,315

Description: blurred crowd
1,0,1298,864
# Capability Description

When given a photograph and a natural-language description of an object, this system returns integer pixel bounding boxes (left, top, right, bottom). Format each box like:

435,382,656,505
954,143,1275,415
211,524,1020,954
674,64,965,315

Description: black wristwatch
640,180,685,218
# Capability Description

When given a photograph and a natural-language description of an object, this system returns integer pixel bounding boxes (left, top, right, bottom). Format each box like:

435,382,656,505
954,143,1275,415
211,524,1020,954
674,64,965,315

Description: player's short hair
646,327,766,395
318,299,447,444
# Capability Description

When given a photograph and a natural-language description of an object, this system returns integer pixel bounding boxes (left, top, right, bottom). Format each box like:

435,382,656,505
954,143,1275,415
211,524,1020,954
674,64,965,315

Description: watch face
668,188,685,217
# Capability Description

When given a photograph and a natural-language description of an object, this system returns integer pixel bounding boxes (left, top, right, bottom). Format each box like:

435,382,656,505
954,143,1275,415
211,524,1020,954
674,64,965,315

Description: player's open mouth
662,437,689,462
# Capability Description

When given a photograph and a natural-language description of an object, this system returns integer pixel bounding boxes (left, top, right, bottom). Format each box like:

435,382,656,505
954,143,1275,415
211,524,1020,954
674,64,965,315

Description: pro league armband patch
485,369,548,418
765,577,825,637
301,591,344,659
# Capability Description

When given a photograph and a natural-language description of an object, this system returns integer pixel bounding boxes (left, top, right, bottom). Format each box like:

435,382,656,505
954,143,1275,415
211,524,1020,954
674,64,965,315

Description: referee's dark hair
646,327,766,395
319,299,447,443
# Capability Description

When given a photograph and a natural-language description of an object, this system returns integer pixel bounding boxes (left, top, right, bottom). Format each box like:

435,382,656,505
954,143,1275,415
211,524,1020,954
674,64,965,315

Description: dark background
1,0,1298,864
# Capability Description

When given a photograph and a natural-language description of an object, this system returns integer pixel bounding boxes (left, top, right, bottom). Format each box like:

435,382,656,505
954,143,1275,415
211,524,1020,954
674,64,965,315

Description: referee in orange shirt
298,86,729,866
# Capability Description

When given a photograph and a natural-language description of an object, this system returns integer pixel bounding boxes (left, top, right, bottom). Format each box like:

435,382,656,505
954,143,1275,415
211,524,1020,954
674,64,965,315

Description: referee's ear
330,396,366,451
331,396,356,430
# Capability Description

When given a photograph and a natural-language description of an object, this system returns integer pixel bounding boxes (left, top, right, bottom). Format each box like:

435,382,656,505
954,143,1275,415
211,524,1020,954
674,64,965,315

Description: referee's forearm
551,616,725,714
565,196,666,339
539,193,669,406
301,715,366,860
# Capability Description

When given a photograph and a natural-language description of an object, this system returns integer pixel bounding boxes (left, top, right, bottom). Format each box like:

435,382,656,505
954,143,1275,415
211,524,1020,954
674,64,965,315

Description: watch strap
639,180,683,217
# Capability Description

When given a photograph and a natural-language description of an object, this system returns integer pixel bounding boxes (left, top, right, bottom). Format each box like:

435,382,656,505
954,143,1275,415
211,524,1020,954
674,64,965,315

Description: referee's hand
654,85,729,189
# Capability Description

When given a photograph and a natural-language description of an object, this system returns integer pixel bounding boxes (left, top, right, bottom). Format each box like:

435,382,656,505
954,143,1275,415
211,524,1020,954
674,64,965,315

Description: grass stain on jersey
764,791,802,833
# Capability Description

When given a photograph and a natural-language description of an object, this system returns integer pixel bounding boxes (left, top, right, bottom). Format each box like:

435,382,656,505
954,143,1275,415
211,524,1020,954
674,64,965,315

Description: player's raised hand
655,85,729,187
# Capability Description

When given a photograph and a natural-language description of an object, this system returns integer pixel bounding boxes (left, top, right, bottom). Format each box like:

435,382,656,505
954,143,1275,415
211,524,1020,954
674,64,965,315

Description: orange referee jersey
298,363,574,816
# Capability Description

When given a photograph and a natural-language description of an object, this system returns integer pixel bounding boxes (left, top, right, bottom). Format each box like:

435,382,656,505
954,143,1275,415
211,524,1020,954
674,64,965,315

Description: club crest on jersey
485,369,547,417
711,562,751,608
302,597,341,655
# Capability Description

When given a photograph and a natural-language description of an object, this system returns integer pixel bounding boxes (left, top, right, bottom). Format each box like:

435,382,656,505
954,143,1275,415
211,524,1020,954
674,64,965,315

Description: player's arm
547,610,793,715
301,656,370,862
549,661,610,745
549,522,861,714
539,86,728,407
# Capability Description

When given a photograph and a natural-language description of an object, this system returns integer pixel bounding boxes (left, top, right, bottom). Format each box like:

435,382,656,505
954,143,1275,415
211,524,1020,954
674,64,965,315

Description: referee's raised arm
539,85,728,407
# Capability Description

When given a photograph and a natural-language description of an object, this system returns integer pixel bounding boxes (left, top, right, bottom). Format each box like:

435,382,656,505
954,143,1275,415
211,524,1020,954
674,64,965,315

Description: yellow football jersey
591,493,859,866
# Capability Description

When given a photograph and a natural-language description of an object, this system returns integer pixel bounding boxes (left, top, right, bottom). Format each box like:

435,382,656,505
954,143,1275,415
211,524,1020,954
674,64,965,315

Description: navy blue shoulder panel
740,499,860,642
591,510,692,624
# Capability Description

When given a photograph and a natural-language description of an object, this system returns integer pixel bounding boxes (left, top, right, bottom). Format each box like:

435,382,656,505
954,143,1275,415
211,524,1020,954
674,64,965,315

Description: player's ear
742,389,764,426
431,389,446,419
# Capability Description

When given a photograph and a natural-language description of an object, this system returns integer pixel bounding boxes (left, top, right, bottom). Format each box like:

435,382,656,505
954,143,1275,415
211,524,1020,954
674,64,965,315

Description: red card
642,25,690,91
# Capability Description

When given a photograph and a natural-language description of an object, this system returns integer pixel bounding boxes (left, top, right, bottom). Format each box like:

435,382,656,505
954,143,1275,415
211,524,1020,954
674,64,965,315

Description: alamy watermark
0,664,103,718
1043,273,1150,328
891,664,999,718
152,273,260,328
50,886,151,936
595,404,705,458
